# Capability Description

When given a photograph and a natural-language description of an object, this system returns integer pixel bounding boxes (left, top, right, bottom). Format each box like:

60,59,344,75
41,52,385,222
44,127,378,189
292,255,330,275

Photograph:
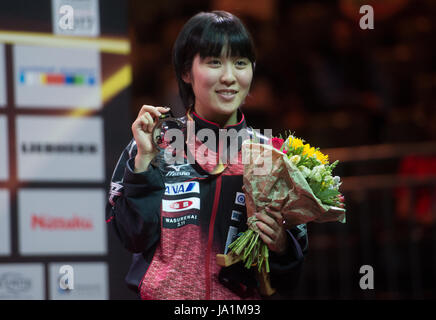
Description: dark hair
172,11,256,109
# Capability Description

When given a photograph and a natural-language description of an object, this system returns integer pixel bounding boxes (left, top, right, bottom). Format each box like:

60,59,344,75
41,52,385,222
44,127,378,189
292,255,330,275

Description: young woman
106,10,308,300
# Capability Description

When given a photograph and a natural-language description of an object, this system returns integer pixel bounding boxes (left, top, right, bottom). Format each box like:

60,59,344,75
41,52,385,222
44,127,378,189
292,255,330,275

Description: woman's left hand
254,209,288,255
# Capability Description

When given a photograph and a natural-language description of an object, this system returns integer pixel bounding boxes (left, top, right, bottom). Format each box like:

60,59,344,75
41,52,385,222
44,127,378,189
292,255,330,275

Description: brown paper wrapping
241,141,346,228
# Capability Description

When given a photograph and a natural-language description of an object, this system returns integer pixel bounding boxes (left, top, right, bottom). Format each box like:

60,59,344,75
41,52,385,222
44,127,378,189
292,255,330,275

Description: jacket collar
185,107,248,160
189,108,247,136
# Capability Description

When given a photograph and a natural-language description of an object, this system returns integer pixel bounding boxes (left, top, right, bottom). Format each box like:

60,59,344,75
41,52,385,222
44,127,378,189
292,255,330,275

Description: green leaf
317,188,340,202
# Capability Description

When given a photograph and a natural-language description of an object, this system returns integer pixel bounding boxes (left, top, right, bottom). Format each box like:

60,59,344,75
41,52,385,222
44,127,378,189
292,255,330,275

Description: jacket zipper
205,174,222,300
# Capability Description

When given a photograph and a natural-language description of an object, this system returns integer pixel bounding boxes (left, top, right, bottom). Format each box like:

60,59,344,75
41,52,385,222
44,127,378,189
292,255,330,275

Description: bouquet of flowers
222,132,346,295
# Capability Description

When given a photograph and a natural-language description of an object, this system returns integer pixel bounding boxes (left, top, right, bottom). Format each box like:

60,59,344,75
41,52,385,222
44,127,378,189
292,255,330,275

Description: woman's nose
220,63,236,85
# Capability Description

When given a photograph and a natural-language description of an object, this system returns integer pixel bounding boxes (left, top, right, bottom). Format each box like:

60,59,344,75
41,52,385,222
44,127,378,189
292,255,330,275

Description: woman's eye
207,59,221,66
235,60,249,68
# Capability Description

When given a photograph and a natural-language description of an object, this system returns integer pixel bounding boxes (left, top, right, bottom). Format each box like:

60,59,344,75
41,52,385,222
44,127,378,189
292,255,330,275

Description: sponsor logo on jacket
162,213,199,229
224,226,239,254
162,197,200,212
235,192,245,206
231,210,243,222
164,181,200,196
165,164,191,177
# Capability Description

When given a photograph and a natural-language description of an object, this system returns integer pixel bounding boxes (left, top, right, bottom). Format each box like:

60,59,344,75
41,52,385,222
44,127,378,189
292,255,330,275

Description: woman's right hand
131,105,170,172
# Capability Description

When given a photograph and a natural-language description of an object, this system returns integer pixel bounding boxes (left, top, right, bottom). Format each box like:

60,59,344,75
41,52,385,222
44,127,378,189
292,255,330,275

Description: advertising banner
16,115,105,182
0,115,8,181
18,188,107,255
0,190,10,256
49,262,108,300
0,264,45,300
13,45,101,109
52,0,100,37
0,44,6,107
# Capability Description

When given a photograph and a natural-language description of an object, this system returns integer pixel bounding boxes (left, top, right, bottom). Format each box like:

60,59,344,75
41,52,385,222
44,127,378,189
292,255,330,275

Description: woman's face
184,48,253,125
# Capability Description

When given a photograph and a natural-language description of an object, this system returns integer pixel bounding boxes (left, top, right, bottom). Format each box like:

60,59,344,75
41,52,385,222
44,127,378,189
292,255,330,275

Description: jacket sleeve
105,139,164,253
268,223,308,298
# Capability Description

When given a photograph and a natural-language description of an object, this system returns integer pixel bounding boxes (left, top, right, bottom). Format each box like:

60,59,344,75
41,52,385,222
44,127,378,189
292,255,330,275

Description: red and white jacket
106,109,308,300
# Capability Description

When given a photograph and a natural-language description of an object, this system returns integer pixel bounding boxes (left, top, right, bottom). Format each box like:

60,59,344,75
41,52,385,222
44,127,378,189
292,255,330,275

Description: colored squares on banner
13,45,102,109
18,71,96,87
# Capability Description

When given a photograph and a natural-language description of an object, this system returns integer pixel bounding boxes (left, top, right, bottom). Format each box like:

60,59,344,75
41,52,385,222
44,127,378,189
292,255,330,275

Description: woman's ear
182,72,191,84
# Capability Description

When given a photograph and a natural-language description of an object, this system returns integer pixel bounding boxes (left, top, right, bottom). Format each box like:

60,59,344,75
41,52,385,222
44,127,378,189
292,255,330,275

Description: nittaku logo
165,182,199,195
0,272,31,294
31,214,93,230
165,164,191,177
21,143,97,154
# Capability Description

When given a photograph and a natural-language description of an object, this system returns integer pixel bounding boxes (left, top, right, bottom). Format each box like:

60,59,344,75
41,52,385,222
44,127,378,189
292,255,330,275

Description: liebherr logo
165,164,191,177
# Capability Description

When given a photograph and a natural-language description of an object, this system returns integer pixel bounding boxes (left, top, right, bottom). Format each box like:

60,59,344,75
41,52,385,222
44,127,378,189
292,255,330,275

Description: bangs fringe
197,18,255,62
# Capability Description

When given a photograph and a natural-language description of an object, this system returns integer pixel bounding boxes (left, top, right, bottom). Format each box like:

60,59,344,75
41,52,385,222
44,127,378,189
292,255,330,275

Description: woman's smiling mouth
215,89,238,100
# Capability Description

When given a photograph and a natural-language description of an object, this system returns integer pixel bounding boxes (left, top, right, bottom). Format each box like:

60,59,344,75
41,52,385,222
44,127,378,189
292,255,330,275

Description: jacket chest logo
162,197,200,212
234,192,246,206
162,213,199,229
165,164,191,177
170,200,192,210
164,182,200,196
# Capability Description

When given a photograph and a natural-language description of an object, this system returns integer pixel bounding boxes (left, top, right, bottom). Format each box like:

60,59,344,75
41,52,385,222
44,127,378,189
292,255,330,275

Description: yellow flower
314,150,329,164
288,136,304,151
302,143,316,158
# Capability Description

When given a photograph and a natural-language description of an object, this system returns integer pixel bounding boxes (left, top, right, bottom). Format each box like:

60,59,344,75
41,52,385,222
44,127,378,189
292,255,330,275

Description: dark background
127,0,436,299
